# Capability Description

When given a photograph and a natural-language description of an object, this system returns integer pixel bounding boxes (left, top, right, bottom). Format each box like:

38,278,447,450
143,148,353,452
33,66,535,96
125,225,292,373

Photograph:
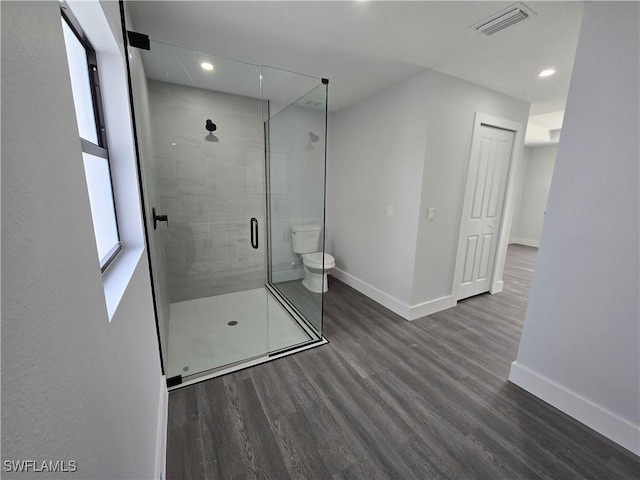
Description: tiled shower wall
148,80,266,303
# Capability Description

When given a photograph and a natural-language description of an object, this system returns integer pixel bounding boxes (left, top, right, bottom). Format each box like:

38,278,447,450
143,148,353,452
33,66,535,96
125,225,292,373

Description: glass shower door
129,40,270,380
266,81,328,339
125,28,329,385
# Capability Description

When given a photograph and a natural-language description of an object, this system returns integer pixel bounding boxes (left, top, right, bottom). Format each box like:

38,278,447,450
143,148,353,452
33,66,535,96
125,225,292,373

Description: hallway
166,245,640,479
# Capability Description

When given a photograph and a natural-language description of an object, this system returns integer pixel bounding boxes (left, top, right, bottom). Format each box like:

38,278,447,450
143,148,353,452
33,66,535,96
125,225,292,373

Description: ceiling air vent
472,2,536,36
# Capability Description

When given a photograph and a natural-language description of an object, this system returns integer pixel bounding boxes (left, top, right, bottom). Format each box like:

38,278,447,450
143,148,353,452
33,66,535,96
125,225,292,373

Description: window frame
61,6,123,272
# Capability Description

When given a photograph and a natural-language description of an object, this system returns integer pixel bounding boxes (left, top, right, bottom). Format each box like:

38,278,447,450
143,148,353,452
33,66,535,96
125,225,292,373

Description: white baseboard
509,361,640,456
331,269,411,318
408,295,455,321
331,269,454,321
510,237,540,248
154,376,168,480
491,280,504,294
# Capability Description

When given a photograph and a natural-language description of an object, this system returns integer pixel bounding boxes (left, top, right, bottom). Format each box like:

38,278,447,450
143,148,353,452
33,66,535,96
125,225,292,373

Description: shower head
306,131,320,151
206,119,217,132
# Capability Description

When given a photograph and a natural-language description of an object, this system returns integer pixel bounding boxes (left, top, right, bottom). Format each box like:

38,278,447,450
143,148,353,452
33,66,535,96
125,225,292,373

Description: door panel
462,235,479,283
471,137,491,219
478,232,494,280
456,124,515,300
131,40,270,379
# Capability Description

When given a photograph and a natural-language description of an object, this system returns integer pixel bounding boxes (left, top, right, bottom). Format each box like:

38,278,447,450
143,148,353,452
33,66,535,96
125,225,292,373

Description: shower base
167,288,315,381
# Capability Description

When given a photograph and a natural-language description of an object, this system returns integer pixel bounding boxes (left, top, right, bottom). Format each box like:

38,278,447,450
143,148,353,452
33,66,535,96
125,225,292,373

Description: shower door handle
152,207,168,230
250,218,259,249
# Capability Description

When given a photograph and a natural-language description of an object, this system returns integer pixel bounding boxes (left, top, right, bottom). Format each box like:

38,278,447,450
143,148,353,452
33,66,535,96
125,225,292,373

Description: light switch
386,205,394,217
427,207,436,221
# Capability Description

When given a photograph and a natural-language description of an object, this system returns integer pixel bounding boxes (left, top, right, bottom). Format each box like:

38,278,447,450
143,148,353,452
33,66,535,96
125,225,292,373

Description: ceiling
127,1,584,114
139,39,329,111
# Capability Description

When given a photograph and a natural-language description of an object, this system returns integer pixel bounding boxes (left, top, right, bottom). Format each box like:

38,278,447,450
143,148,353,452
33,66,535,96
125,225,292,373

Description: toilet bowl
301,252,335,294
290,225,335,293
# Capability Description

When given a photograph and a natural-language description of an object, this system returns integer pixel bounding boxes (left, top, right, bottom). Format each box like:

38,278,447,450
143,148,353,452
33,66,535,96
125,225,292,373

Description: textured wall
1,2,164,478
327,73,428,306
510,1,639,454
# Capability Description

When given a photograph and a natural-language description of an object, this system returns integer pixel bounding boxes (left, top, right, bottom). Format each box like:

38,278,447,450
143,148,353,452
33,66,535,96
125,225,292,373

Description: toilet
290,225,335,293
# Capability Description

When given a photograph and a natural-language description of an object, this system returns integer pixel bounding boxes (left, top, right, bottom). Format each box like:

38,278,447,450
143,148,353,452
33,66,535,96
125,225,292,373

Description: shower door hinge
127,31,150,50
167,375,182,388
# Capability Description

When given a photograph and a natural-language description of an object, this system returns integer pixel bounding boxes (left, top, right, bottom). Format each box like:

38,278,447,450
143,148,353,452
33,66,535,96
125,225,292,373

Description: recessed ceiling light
539,69,555,77
201,62,214,71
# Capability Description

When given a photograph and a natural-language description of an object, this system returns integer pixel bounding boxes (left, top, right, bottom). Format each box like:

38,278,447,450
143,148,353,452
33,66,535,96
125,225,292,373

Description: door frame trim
452,112,525,302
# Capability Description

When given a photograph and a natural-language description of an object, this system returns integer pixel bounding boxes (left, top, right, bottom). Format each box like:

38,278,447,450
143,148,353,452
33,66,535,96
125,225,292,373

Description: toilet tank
291,225,322,254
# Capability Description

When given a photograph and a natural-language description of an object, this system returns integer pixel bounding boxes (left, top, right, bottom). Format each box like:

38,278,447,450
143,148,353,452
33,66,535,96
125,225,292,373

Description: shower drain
227,321,238,326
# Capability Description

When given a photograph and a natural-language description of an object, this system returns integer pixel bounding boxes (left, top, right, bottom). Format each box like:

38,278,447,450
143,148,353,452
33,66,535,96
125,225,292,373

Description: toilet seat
303,252,335,268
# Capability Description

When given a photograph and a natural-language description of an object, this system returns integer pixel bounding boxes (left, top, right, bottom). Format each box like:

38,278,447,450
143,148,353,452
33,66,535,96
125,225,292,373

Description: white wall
327,69,529,317
327,73,429,307
509,1,640,455
510,145,557,247
411,71,529,306
1,2,165,478
510,146,529,245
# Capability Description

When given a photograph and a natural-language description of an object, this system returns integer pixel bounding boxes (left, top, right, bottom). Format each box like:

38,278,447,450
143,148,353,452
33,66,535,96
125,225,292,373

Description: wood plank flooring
166,245,640,479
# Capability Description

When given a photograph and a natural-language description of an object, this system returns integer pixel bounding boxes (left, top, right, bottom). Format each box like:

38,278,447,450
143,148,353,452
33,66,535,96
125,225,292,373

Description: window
61,8,122,271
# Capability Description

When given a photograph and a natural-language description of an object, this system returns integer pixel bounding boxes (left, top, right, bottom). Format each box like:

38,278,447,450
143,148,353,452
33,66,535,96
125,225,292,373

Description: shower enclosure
126,37,328,387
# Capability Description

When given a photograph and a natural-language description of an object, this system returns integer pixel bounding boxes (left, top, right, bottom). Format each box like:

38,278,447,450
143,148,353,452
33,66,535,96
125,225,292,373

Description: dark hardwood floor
167,245,640,479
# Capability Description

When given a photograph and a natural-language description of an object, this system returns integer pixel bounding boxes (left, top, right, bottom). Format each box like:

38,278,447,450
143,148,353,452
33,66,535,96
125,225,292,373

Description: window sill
102,246,144,321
